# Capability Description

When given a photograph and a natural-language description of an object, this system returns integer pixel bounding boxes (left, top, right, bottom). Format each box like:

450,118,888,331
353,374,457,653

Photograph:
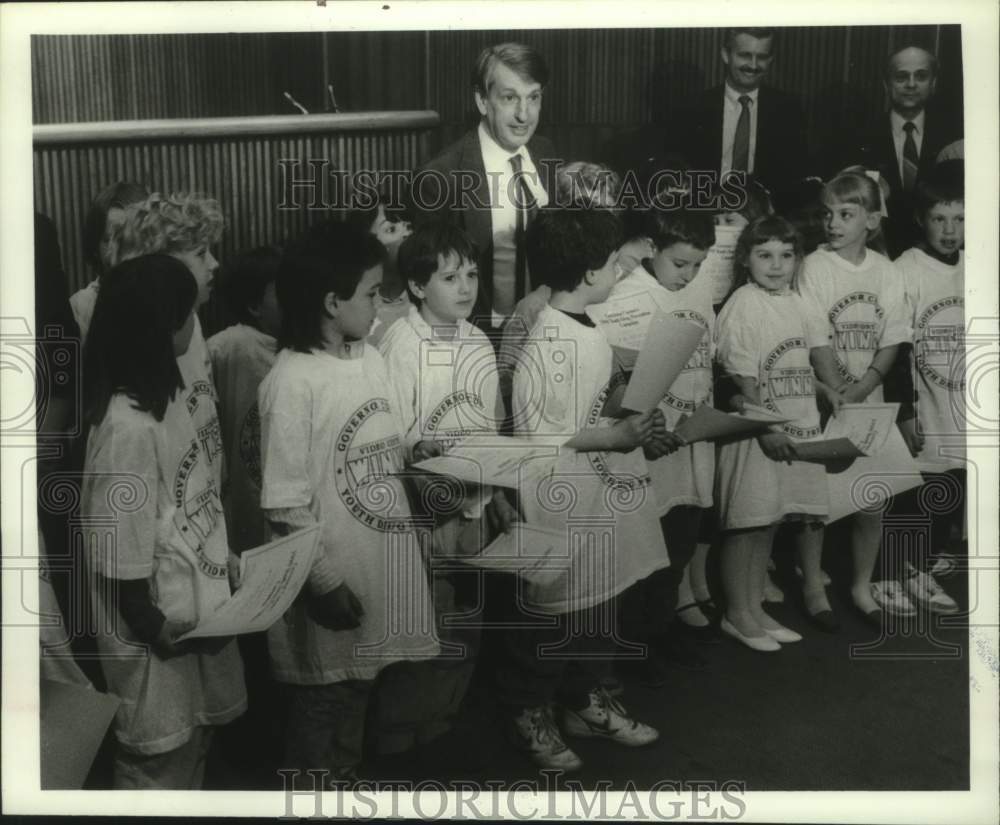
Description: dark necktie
732,94,751,173
509,154,538,302
902,121,919,192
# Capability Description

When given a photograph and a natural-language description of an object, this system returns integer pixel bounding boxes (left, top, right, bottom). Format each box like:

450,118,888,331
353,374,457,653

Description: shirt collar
891,109,925,136
478,121,530,174
724,83,760,106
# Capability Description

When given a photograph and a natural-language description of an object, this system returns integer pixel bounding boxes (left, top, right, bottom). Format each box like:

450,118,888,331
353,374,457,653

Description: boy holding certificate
609,208,720,681
498,206,667,772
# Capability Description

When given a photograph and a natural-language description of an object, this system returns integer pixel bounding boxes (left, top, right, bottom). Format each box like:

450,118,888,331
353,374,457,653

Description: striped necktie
732,95,751,172
509,154,538,301
902,121,919,192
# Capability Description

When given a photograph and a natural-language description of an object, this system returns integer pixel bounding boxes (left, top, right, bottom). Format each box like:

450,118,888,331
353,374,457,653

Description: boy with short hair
374,220,516,760
498,207,668,772
259,221,438,786
609,208,719,681
208,245,282,553
884,160,965,612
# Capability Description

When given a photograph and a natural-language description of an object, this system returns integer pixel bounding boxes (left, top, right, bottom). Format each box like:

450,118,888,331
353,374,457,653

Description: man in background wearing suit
411,42,556,334
678,28,809,198
842,46,961,258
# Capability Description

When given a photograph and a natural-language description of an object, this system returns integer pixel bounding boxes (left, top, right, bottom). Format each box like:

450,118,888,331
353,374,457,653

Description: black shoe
807,609,841,633
657,630,708,671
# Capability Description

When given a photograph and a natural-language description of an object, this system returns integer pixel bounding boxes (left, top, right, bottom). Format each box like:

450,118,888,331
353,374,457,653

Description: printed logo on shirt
185,379,217,416
335,399,410,532
762,337,820,439
198,418,223,467
584,384,650,493
915,296,965,391
239,402,263,489
662,310,711,413
173,441,227,577
424,390,487,450
828,292,883,382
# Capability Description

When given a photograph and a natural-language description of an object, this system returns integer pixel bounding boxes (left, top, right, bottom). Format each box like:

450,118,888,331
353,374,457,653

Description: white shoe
509,706,583,771
763,625,803,643
929,554,958,579
904,565,959,614
870,581,917,617
720,617,781,652
561,688,659,747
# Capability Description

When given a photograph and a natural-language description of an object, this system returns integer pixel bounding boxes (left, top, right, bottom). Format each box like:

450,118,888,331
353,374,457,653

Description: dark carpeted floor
202,526,971,793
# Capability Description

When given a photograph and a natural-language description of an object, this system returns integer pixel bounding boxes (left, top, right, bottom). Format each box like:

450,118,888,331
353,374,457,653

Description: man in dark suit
410,42,557,331
838,46,961,258
677,28,809,199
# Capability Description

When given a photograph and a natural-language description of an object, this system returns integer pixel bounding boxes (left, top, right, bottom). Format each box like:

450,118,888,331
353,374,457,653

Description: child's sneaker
929,553,958,579
508,706,583,772
560,688,659,747
870,581,917,616
903,565,959,614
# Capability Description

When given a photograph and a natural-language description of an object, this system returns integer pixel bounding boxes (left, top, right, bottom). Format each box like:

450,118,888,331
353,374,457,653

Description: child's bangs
822,175,876,211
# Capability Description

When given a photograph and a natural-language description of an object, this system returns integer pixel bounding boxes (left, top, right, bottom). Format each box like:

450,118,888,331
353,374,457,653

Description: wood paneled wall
33,113,438,333
33,26,964,160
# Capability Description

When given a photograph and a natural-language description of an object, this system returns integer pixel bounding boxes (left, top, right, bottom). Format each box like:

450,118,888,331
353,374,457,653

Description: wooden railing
34,111,440,333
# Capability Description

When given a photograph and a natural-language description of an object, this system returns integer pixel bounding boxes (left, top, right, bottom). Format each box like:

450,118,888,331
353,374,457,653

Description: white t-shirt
512,305,669,614
799,246,911,400
82,393,246,754
896,247,966,470
259,344,439,685
368,290,413,349
716,283,824,441
207,323,277,552
69,280,100,341
713,284,830,529
605,265,715,514
379,306,500,522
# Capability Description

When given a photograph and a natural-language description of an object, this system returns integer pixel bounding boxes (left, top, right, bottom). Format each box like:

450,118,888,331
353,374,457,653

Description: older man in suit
678,28,809,198
839,45,961,258
411,42,557,333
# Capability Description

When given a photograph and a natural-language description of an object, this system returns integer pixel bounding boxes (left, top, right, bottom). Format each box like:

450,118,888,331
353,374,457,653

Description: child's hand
643,430,685,459
153,618,197,658
613,410,657,451
729,393,748,413
412,440,446,463
817,384,845,417
308,583,365,631
758,432,798,464
487,489,519,535
840,382,869,404
898,418,924,458
227,551,242,593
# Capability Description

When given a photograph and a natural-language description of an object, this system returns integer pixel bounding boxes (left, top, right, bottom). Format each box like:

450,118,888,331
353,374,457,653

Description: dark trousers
880,469,966,580
621,505,703,646
494,592,618,713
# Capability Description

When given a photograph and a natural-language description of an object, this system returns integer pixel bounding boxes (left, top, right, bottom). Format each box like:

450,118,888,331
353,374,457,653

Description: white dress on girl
83,393,246,755
259,345,439,685
608,264,715,515
714,283,830,530
512,305,669,615
895,247,966,471
798,246,911,401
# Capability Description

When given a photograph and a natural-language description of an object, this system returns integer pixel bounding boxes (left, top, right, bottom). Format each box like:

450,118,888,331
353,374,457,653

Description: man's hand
308,583,365,631
758,432,798,464
611,410,658,451
227,552,242,593
840,382,870,404
898,418,925,458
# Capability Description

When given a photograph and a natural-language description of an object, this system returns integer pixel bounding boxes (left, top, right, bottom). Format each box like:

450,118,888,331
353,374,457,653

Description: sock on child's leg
690,542,712,603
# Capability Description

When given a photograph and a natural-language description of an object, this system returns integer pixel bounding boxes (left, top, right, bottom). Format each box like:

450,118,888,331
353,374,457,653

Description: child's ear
583,268,598,286
408,279,425,301
323,291,339,318
865,211,881,232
